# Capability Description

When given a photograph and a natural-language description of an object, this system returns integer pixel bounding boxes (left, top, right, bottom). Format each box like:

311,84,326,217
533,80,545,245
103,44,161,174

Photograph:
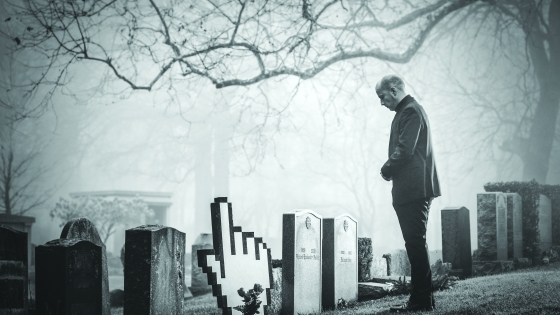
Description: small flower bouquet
233,283,264,315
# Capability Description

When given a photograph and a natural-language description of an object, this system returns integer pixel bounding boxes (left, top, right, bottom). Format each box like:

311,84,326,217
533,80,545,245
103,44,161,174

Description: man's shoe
390,301,433,313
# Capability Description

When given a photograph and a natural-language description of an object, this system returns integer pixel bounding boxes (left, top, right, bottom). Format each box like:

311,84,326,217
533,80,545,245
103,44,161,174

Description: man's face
376,87,398,111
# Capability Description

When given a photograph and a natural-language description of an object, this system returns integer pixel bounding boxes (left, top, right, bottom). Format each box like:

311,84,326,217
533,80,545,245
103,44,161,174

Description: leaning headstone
477,193,508,261
36,239,102,314
0,225,28,313
322,215,358,309
282,210,322,315
506,193,523,259
197,197,273,315
538,194,552,253
358,237,373,282
124,225,185,315
441,207,472,278
189,233,213,296
60,217,110,315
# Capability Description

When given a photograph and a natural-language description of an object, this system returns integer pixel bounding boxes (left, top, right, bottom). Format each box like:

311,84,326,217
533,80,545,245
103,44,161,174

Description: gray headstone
189,233,213,296
538,194,552,253
369,256,387,277
0,225,28,312
60,217,110,315
282,210,322,315
441,207,472,278
387,249,410,277
197,198,274,315
477,193,508,260
506,193,523,259
36,239,102,315
124,225,185,315
322,215,358,309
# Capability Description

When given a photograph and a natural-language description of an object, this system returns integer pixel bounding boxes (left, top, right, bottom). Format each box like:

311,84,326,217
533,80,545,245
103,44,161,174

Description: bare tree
5,0,558,184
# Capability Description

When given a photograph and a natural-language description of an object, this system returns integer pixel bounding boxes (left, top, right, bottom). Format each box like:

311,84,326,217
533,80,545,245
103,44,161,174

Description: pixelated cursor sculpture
198,197,274,315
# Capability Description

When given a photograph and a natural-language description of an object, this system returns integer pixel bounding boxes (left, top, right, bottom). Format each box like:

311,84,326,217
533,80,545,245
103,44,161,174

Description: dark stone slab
358,283,390,301
36,239,102,315
472,260,514,277
124,225,185,315
477,193,508,261
110,289,124,307
0,225,28,313
189,233,213,296
322,215,358,309
441,207,472,278
358,237,373,282
60,218,110,315
512,257,532,269
282,210,322,315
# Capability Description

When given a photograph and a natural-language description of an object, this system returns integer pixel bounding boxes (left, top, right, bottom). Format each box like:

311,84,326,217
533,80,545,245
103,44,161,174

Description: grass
111,262,560,315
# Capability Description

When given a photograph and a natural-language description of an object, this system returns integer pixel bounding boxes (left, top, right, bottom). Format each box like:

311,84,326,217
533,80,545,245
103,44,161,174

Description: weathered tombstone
506,193,523,259
477,193,508,261
36,239,102,315
0,225,28,314
441,207,472,278
282,210,322,315
538,194,552,253
189,233,213,296
322,215,358,309
198,197,274,315
358,237,373,282
370,256,387,277
386,249,411,277
60,217,110,315
124,225,185,315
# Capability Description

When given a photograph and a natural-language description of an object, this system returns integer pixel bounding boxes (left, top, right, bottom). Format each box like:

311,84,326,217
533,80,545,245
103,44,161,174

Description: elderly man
376,75,441,312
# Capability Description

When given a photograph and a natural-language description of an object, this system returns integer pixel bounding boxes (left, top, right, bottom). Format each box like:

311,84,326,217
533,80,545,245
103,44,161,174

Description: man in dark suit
376,74,441,312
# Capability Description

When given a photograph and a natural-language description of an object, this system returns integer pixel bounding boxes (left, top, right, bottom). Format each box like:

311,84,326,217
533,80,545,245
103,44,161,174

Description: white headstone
282,210,322,315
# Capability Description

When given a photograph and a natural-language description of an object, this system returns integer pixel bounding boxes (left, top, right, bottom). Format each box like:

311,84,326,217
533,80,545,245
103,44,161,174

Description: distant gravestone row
439,191,553,278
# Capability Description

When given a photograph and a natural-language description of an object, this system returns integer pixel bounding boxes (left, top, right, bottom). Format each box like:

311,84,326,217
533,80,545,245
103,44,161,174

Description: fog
1,1,559,261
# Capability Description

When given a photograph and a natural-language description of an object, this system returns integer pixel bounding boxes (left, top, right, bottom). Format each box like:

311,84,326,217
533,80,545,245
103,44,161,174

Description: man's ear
390,87,397,96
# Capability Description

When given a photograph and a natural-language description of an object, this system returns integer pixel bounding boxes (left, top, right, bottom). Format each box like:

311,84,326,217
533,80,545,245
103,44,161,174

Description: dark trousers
393,197,434,305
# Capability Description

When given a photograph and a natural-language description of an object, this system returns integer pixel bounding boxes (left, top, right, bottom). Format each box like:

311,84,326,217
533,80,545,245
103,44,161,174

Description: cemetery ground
108,261,560,315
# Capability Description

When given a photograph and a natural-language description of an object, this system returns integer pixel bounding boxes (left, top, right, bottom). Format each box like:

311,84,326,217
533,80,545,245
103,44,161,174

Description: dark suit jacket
381,95,441,205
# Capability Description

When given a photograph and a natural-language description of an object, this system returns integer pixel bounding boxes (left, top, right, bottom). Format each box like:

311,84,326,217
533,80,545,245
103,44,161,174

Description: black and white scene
1,0,559,314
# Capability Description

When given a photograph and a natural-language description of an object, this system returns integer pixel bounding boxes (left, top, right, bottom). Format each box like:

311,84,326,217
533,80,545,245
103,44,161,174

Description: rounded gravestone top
194,233,213,245
129,224,165,231
44,238,94,248
61,217,104,247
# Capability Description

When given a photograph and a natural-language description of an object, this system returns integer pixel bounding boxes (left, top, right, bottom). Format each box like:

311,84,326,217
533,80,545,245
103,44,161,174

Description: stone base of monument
512,258,532,269
472,260,514,276
358,282,392,301
187,286,212,297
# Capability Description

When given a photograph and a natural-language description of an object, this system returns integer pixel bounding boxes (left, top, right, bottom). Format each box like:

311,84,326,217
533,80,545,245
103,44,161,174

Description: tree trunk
522,84,560,183
213,107,232,199
521,1,560,184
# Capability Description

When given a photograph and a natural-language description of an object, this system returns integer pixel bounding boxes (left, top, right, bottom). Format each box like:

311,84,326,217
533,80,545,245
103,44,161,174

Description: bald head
375,75,406,93
375,75,407,111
